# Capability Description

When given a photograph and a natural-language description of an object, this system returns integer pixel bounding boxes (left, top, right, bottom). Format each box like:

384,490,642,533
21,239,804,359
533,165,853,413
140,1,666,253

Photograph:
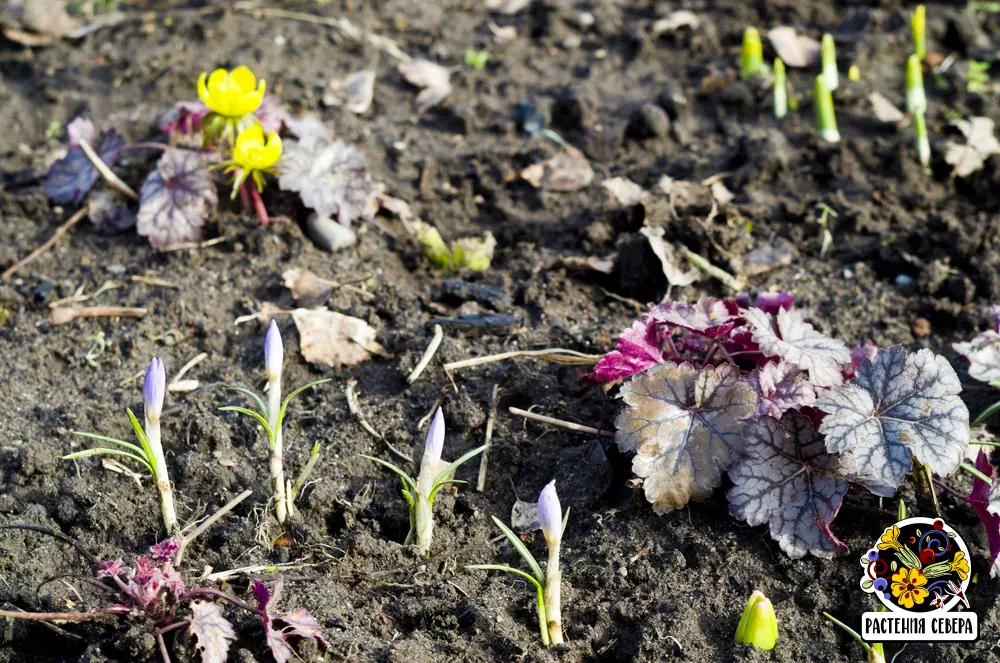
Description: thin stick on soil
508,407,615,438
156,631,172,663
681,246,746,291
477,384,500,492
346,379,413,461
77,139,139,201
0,609,108,622
168,352,208,390
0,524,99,569
49,306,149,326
407,324,444,384
443,348,602,372
175,489,253,565
161,236,228,253
1,206,90,281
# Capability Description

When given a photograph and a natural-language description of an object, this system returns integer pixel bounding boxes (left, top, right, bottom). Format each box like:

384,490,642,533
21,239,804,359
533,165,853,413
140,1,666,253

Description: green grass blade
561,506,571,537
973,399,1000,427
490,516,543,583
225,386,268,418
359,454,417,493
219,406,274,438
62,448,155,476
429,444,488,501
71,432,147,458
277,379,332,426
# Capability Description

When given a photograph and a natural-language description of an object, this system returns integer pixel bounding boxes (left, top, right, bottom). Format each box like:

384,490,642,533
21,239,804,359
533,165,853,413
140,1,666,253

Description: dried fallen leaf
651,10,700,36
398,60,452,111
767,26,821,68
521,148,594,191
485,0,531,14
945,117,1000,177
326,69,376,114
710,180,734,205
282,268,333,303
1,0,79,46
640,227,699,287
292,307,387,368
602,177,648,206
869,92,905,124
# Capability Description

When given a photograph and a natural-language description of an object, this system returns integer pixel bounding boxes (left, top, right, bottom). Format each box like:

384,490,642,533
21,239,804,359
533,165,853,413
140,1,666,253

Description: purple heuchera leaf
137,148,218,250
278,133,375,225
817,345,969,495
753,292,795,314
122,556,185,609
847,343,878,379
954,330,1000,383
728,412,849,558
158,101,209,137
745,307,851,387
189,601,236,663
88,191,137,235
44,128,126,205
149,538,181,563
616,362,759,512
752,360,816,418
585,318,665,384
648,296,742,338
967,450,1000,578
253,577,329,663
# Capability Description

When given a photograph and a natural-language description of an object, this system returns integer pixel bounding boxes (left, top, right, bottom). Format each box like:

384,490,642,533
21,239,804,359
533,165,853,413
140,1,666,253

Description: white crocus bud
264,319,283,383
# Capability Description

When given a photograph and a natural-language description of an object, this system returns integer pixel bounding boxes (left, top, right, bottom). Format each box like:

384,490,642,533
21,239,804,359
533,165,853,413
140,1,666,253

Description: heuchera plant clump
590,294,971,559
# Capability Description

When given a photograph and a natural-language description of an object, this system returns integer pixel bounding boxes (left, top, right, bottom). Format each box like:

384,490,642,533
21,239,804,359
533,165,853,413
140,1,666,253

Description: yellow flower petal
229,65,256,93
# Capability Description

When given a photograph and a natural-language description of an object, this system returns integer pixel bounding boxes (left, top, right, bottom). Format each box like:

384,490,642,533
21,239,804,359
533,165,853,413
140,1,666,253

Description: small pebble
107,264,127,276
306,213,357,252
895,274,914,287
912,317,932,338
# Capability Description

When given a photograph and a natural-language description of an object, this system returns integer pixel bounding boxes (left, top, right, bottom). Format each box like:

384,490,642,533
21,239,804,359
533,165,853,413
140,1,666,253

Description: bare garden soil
2,1,1000,661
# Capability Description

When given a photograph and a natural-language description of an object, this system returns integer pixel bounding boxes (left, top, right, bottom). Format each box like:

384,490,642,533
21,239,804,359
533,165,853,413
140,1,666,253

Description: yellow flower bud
735,590,778,650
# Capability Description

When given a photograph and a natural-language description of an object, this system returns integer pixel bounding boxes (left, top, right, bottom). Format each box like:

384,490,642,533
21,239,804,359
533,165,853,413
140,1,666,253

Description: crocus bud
265,319,283,382
734,590,778,650
144,357,165,421
423,408,445,466
538,481,562,546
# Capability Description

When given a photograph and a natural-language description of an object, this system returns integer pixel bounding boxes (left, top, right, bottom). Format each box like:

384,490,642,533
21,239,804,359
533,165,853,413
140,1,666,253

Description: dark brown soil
2,1,1000,662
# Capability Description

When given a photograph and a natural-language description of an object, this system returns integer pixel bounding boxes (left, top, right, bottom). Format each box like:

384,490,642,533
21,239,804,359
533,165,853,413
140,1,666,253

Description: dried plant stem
168,352,207,389
77,139,139,201
444,348,602,372
509,407,615,438
477,384,500,492
346,379,413,461
681,247,745,291
407,324,444,384
176,489,253,565
49,306,148,325
2,206,90,281
0,610,107,622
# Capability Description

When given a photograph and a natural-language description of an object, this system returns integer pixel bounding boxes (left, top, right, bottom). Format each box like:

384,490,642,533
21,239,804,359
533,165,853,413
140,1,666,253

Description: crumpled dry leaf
398,60,452,111
651,10,700,36
767,26,821,68
292,307,387,368
325,69,376,114
521,147,594,191
709,180,734,205
602,177,648,206
640,226,699,287
739,242,798,276
869,92,905,124
1,0,80,46
945,117,1000,177
282,268,333,304
485,0,531,14
954,330,1000,383
616,362,759,512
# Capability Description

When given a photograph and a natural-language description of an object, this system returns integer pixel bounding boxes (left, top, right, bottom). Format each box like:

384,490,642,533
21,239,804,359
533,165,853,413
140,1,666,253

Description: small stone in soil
912,317,932,338
306,213,358,252
627,103,671,139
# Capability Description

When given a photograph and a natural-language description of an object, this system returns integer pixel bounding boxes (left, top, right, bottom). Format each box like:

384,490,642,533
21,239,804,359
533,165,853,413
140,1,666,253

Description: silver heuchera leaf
616,362,759,513
752,360,816,418
278,135,375,225
137,149,218,250
745,307,851,387
728,412,849,559
189,601,236,663
953,330,1000,383
817,345,969,493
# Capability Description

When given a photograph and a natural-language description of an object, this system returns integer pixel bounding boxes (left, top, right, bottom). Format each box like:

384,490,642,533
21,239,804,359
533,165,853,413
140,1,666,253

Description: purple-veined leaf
953,330,1000,383
189,601,236,663
88,191,137,235
276,609,331,650
753,291,795,315
159,101,209,137
817,345,969,494
137,148,218,250
728,412,848,558
848,343,878,379
278,136,374,225
967,450,1000,578
616,362,759,512
149,538,181,563
97,558,125,578
745,307,851,387
648,296,742,338
752,360,816,418
44,128,126,204
585,318,665,384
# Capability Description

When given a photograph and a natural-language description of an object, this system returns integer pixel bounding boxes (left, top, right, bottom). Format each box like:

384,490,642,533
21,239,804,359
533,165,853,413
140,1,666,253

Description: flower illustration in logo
891,567,929,609
878,525,902,551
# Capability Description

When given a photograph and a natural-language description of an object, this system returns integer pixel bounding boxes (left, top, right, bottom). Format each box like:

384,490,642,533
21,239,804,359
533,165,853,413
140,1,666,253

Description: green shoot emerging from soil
821,34,839,92
362,408,486,556
814,75,840,143
65,357,178,535
734,590,778,650
774,58,787,119
741,27,763,79
915,111,931,169
468,482,568,646
823,609,886,663
912,4,926,61
221,320,329,526
906,54,927,115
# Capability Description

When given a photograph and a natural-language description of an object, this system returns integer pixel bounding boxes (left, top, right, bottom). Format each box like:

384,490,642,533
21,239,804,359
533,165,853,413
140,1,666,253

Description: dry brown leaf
560,255,616,275
641,226,699,287
398,60,452,111
1,0,79,45
602,177,648,206
485,0,531,14
326,69,376,114
651,10,700,36
869,92,905,124
282,268,333,303
292,307,387,368
521,147,594,191
767,27,821,68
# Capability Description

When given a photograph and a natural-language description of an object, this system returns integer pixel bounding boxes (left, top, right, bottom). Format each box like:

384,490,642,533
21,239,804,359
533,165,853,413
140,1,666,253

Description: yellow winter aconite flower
226,124,283,197
198,66,266,118
734,590,778,650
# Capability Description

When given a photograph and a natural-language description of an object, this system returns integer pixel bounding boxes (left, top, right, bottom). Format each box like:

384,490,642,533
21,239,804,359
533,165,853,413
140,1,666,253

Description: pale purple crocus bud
538,480,562,546
265,319,283,382
992,305,1000,333
144,357,165,421
423,408,445,466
